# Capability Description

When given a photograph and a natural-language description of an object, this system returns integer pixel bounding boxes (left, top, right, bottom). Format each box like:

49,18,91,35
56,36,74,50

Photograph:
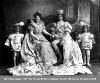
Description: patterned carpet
0,60,100,76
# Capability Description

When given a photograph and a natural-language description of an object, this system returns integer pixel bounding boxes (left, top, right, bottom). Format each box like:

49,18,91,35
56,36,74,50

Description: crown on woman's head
57,9,64,14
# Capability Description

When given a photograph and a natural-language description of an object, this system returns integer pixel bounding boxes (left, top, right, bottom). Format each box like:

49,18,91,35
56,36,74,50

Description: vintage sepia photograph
0,0,100,81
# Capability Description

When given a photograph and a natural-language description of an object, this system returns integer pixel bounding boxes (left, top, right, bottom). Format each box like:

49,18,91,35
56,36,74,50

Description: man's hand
54,34,59,38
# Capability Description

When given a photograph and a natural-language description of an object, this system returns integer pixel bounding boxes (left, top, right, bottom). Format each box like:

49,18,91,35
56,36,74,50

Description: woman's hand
54,34,59,38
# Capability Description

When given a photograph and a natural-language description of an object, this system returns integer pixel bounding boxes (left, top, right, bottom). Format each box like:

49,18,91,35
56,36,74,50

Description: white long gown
51,22,92,75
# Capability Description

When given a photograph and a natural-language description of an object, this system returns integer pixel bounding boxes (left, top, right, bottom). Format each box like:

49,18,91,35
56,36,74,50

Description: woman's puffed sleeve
22,34,24,38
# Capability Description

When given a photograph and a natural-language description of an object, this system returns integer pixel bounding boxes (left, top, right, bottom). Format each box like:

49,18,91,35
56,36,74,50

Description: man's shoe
53,63,59,66
53,61,63,66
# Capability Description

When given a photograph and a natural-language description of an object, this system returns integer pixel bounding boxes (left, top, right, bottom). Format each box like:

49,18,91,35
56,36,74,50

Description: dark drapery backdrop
0,0,14,67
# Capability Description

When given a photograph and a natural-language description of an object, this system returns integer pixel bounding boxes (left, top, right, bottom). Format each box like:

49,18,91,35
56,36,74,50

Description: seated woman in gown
30,11,57,67
7,11,57,76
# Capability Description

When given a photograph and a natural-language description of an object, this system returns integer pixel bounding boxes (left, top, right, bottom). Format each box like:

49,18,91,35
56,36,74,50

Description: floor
0,60,100,76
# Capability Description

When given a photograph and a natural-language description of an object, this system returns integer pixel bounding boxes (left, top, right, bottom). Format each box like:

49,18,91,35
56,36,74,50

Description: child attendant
5,23,24,66
77,25,95,67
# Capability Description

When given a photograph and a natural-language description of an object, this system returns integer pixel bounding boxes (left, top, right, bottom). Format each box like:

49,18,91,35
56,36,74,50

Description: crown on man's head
57,9,64,14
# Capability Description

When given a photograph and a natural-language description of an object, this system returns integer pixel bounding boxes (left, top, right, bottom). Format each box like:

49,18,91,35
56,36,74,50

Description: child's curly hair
82,25,89,33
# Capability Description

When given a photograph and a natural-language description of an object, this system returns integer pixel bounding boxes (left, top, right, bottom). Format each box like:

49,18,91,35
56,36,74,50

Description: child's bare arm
90,34,96,44
92,37,96,44
5,35,11,46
